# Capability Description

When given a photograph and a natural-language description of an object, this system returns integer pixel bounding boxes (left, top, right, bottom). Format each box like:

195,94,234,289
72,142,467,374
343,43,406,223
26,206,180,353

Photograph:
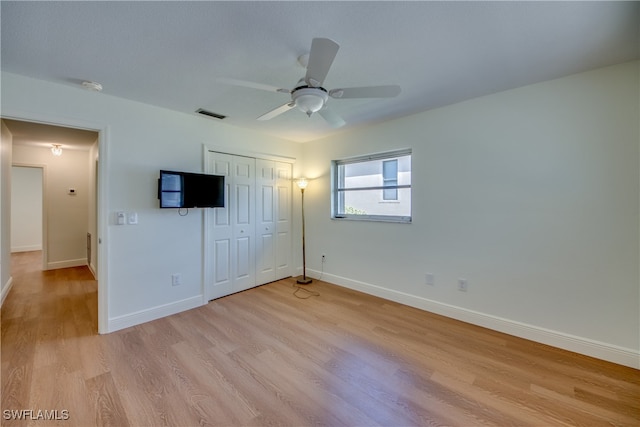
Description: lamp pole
297,178,312,285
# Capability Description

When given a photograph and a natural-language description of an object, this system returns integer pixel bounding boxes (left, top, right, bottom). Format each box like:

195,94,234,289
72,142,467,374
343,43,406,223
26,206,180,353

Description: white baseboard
46,258,87,270
88,263,97,279
1,276,14,308
107,295,204,333
307,269,640,369
11,245,42,253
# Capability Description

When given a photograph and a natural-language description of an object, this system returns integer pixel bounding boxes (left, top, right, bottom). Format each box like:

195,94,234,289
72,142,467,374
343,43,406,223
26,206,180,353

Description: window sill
332,215,412,224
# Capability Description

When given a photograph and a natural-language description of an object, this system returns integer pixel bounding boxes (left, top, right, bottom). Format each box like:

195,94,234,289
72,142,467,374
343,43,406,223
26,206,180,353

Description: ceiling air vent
196,109,226,120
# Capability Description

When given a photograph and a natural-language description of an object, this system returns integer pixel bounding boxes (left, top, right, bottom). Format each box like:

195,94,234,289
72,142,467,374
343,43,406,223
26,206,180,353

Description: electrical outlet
172,273,181,286
458,278,468,292
425,273,434,286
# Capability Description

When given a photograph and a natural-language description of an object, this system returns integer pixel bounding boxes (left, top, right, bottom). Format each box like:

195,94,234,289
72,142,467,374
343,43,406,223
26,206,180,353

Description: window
382,159,398,200
332,149,411,222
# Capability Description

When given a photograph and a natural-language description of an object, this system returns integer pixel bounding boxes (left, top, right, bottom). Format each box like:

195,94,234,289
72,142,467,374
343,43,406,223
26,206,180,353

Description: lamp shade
51,144,62,156
296,178,308,190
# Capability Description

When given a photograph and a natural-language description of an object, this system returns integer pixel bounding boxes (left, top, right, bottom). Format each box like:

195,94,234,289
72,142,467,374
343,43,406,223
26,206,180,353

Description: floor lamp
296,178,312,285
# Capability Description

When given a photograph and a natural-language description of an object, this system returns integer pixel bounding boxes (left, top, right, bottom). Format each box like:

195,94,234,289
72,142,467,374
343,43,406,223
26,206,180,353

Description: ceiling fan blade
218,78,290,94
257,103,295,121
329,85,401,99
318,107,346,128
305,38,339,87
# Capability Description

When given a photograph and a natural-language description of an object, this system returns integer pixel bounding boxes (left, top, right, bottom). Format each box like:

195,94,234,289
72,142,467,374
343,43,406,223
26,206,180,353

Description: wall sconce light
296,178,311,285
51,144,63,156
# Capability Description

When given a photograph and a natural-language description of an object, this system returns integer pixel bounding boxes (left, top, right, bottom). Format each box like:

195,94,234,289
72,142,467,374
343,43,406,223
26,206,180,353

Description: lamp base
296,277,312,285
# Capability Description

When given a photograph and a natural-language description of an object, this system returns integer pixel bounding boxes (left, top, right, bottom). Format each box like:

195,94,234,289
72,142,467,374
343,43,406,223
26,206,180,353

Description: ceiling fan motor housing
292,86,328,117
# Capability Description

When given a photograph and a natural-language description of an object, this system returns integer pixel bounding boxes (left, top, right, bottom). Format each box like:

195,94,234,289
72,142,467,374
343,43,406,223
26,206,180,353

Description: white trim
11,245,42,253
1,276,13,307
46,258,87,270
203,143,296,164
88,262,97,280
97,126,109,334
107,296,204,333
306,268,640,369
334,147,412,164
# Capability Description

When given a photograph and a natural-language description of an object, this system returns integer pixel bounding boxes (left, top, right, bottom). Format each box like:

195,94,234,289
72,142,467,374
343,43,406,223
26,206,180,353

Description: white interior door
275,162,292,279
256,159,276,285
231,156,256,292
207,153,233,300
206,151,290,300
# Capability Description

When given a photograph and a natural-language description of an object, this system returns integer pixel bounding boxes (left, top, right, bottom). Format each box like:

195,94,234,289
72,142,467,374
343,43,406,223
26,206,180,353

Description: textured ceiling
2,1,639,143
3,119,98,151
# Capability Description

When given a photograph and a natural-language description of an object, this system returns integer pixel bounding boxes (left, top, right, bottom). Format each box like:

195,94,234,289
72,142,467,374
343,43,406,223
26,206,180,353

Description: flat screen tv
158,170,225,208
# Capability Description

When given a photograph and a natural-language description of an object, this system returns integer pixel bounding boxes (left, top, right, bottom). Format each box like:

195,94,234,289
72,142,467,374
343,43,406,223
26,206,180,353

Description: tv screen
159,170,224,208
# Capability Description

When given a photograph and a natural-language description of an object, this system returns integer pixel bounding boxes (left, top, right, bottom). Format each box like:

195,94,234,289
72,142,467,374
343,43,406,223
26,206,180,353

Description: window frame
331,148,412,223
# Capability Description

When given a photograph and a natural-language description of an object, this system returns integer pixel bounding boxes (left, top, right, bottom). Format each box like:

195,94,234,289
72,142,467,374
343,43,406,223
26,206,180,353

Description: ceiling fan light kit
220,38,401,128
292,87,328,117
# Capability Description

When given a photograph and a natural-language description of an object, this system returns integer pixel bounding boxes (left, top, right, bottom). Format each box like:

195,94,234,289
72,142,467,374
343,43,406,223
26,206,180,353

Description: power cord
293,284,319,299
292,255,325,299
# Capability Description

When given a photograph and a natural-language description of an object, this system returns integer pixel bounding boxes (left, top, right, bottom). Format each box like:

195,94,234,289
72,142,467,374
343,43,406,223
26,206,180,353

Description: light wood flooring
2,251,639,426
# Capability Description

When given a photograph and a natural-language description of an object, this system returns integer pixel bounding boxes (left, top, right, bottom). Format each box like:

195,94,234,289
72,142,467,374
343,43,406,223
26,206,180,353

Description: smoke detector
81,81,103,92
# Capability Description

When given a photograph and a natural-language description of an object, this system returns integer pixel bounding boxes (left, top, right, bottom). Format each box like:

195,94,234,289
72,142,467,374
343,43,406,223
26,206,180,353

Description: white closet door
207,153,233,300
206,151,290,300
207,152,256,299
255,159,277,285
275,162,292,280
231,156,256,292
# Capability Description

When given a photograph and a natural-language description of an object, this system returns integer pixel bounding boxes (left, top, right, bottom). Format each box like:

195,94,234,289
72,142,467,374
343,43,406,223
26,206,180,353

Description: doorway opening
2,118,101,331
10,164,45,270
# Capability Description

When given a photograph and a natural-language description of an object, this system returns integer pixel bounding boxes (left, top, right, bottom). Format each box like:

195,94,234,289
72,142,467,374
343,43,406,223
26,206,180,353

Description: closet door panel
214,239,231,284
275,162,292,279
207,153,234,300
235,184,251,225
255,159,277,285
231,156,256,292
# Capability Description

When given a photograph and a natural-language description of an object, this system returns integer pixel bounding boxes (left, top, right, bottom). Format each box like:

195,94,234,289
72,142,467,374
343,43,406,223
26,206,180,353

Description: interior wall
0,121,13,306
11,165,43,252
1,71,303,332
301,61,640,366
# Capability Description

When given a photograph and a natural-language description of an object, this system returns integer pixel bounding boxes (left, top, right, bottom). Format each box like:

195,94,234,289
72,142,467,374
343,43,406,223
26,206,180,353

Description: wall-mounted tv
158,170,225,208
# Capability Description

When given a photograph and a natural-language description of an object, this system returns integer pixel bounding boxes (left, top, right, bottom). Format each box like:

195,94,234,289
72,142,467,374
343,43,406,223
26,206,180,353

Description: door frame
2,109,110,334
11,163,47,270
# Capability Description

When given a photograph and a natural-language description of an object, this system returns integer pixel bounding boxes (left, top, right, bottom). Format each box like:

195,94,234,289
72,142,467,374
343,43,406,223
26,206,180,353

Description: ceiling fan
219,38,401,128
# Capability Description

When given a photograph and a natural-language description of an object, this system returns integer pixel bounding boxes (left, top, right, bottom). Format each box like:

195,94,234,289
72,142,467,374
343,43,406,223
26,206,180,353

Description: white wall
11,166,43,252
301,61,639,367
12,145,91,269
0,121,13,306
1,71,303,332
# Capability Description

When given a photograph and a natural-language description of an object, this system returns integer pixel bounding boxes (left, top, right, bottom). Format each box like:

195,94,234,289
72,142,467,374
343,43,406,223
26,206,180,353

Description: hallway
1,251,98,424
